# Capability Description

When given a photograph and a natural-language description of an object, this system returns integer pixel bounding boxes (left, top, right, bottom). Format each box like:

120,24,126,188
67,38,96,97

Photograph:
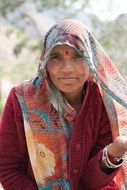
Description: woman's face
46,44,89,96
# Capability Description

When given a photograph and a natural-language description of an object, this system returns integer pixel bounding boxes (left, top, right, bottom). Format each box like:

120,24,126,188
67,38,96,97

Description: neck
63,88,84,109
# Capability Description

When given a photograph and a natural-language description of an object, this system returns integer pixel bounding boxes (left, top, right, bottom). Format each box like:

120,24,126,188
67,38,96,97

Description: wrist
108,151,123,165
102,144,124,169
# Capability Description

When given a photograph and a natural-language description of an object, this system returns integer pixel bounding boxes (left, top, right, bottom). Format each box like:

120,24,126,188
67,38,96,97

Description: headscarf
38,18,127,189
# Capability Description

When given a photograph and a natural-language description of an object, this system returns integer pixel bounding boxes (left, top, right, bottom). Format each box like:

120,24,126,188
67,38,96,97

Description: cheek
79,64,89,76
46,67,59,85
47,64,58,77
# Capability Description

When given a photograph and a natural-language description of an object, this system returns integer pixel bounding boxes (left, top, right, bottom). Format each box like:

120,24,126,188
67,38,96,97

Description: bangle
108,152,123,165
102,144,124,169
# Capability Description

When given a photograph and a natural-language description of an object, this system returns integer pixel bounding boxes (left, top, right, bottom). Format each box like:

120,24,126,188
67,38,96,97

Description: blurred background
0,0,127,115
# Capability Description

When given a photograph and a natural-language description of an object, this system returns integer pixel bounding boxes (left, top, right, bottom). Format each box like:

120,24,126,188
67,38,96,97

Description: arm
0,88,38,190
82,99,120,189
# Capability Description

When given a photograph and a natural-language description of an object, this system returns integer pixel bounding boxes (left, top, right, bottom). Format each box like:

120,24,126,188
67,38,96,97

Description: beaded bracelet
102,144,124,169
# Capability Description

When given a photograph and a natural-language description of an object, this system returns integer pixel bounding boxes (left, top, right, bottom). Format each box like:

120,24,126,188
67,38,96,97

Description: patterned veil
38,19,127,189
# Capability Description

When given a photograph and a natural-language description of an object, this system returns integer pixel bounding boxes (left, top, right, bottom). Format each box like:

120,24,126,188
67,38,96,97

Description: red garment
0,81,119,190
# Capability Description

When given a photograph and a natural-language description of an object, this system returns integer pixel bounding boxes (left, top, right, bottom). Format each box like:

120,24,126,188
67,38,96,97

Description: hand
107,136,127,157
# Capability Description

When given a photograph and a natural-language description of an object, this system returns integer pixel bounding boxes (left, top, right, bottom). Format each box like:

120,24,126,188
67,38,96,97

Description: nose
61,58,74,72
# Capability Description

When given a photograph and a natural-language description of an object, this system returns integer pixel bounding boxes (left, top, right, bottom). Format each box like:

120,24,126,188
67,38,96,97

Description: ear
39,51,44,61
44,68,49,79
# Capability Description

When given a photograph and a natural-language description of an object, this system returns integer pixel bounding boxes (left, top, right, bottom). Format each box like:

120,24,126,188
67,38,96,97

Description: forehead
50,44,76,54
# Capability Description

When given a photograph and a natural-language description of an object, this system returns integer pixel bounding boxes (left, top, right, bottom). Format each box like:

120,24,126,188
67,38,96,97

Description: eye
49,53,62,60
51,55,59,59
73,53,82,59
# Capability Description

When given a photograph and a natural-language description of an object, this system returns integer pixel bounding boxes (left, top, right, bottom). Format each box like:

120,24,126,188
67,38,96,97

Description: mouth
58,77,78,80
58,77,78,84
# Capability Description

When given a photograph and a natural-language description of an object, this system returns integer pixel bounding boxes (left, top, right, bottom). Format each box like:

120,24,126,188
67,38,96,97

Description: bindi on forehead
65,50,69,55
64,49,74,56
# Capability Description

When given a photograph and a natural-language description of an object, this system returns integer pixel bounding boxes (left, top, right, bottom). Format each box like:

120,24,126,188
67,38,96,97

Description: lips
58,77,78,84
58,77,77,79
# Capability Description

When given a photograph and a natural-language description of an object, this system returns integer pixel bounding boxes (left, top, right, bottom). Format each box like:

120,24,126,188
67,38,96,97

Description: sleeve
82,95,120,189
0,88,38,190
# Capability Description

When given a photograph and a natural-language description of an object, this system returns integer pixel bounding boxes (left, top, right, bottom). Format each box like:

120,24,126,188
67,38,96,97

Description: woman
0,18,127,190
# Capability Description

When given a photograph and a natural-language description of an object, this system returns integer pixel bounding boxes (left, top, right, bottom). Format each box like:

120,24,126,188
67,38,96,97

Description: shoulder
2,86,23,118
7,86,21,108
0,86,23,129
5,87,18,106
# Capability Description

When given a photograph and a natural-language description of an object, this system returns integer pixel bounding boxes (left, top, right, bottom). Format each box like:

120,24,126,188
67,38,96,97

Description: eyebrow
49,49,82,58
49,52,61,56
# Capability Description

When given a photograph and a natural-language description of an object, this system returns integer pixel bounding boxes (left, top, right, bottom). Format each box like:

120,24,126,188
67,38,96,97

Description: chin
60,88,77,94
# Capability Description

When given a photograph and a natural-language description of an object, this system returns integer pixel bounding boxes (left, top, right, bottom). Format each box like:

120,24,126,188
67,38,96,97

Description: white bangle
102,144,123,169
